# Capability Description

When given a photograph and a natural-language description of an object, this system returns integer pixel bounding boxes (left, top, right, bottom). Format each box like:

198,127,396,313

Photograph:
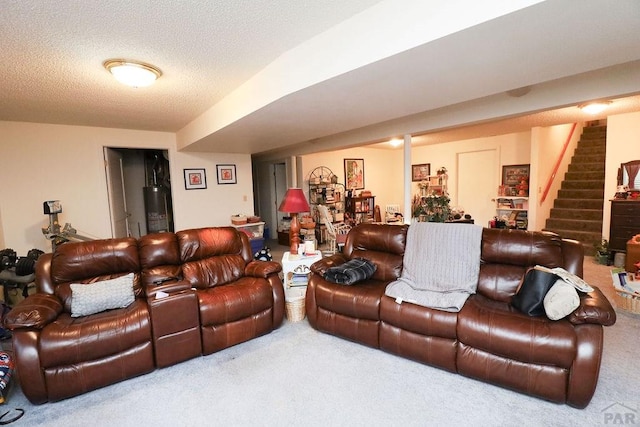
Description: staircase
544,124,606,248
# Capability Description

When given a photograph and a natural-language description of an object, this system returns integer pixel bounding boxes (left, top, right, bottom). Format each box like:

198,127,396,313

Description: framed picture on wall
411,163,431,181
184,168,207,190
502,164,530,186
344,158,364,190
216,164,237,184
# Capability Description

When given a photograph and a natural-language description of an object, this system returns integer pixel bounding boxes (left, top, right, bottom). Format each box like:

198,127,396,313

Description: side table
281,251,323,288
281,251,322,322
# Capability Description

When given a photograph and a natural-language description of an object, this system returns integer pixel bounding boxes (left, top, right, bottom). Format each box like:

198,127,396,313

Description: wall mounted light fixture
103,59,162,88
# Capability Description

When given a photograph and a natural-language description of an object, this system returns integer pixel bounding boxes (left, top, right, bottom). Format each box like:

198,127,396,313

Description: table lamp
278,188,310,255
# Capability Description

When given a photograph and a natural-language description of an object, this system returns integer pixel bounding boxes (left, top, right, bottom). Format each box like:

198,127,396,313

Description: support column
403,134,412,224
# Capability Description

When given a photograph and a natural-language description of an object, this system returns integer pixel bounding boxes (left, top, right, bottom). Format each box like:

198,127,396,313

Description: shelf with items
493,197,528,230
416,174,448,197
308,166,345,243
345,193,375,224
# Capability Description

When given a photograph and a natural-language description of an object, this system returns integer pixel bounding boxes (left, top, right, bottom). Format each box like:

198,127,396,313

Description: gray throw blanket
385,222,482,312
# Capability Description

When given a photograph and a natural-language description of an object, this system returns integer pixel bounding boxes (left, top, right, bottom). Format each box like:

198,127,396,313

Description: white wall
411,132,531,227
0,121,254,254
530,123,582,231
603,111,640,240
300,147,404,215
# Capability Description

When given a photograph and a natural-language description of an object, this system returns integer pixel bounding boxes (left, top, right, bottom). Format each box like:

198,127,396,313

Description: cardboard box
626,240,640,272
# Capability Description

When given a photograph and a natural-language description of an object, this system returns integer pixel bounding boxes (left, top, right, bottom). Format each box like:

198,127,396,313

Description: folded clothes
323,257,377,285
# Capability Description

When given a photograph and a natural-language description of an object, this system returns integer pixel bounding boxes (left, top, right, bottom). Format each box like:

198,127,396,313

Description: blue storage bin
250,237,265,254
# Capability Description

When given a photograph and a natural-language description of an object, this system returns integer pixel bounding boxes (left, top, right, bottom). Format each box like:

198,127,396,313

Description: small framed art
344,158,364,190
184,168,207,190
411,163,431,182
502,164,530,186
216,164,237,184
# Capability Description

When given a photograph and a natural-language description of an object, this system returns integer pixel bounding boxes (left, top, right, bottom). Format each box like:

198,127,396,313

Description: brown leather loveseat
4,227,284,404
306,223,616,408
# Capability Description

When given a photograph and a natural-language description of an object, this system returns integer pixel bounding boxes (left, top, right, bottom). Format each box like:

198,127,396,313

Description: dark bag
511,267,559,316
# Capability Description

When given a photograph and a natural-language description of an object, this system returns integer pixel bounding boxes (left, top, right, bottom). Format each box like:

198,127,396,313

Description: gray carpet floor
2,256,639,426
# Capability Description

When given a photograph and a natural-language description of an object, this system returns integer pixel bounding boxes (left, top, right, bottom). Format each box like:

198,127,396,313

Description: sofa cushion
478,229,565,302
39,299,151,368
457,294,577,369
70,273,135,317
197,277,274,326
313,279,386,321
182,254,246,289
379,295,457,339
343,223,407,282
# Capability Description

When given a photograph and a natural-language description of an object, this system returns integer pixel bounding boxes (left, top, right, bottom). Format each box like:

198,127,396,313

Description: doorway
255,160,288,241
104,148,174,238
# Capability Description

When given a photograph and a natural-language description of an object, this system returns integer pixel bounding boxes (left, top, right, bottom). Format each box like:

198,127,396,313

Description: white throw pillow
70,273,135,317
543,279,580,321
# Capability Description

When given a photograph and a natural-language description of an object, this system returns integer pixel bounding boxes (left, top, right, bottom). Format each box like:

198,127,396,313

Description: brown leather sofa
306,223,617,408
4,227,284,404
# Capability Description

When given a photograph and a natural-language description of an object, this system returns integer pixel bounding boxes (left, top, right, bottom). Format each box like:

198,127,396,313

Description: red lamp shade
278,188,310,255
278,188,310,213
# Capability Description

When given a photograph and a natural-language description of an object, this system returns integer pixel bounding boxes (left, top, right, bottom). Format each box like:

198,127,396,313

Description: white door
457,150,498,228
104,148,130,238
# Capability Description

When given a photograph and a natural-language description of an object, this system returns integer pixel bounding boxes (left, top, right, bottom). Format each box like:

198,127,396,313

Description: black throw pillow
511,267,559,316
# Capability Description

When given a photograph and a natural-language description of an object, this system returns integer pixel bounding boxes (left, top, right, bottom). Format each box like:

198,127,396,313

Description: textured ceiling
2,0,640,155
0,0,381,131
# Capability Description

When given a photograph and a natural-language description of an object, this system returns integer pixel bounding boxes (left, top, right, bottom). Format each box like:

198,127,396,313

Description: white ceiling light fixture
579,101,611,115
389,138,403,147
103,59,162,88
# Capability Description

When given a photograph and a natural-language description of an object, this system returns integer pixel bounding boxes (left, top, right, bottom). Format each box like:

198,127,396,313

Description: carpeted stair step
580,125,607,137
574,145,606,156
545,218,602,232
570,154,606,164
567,163,605,172
577,135,606,145
557,188,604,199
564,170,605,181
549,208,603,221
561,180,607,190
553,198,603,209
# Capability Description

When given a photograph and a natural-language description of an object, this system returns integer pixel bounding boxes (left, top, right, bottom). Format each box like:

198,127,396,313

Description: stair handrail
540,122,578,204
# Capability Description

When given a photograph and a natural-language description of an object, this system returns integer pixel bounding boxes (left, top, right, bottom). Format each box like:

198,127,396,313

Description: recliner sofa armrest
4,294,63,330
310,253,348,276
145,280,193,300
245,260,282,278
568,286,617,326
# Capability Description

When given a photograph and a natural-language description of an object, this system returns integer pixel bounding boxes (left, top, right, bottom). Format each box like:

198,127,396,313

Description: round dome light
104,59,162,88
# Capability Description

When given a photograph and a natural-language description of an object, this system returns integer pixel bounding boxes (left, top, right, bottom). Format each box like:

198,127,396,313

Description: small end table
281,251,322,288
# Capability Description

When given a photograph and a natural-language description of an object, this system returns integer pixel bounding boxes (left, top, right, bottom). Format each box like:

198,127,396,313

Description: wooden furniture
345,194,375,224
495,196,528,230
609,200,640,252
